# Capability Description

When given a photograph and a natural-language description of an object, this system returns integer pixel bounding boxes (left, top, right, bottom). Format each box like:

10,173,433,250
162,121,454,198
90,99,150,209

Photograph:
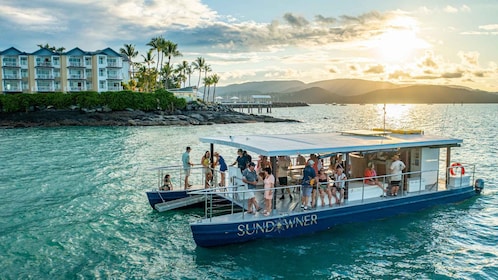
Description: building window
85,57,92,66
20,57,28,66
53,57,60,66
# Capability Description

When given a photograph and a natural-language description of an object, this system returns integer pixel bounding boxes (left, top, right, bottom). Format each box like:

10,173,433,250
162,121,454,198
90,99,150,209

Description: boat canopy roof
199,130,462,157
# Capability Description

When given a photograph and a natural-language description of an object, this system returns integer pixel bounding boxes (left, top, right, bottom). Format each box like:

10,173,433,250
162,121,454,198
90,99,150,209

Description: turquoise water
0,104,496,279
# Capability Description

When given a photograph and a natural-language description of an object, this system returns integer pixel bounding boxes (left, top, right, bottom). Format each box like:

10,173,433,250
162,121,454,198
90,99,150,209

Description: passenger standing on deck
182,146,193,190
389,154,406,196
242,162,261,214
232,149,248,171
257,155,271,173
301,160,317,210
214,152,227,187
277,156,293,200
296,153,307,166
201,151,212,188
261,167,275,216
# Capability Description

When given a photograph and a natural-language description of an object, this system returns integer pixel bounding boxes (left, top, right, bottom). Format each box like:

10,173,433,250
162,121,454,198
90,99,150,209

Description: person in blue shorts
214,152,227,187
301,160,317,210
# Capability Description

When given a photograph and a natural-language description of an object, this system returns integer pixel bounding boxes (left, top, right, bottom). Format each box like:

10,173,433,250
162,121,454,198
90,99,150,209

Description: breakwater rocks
0,103,299,128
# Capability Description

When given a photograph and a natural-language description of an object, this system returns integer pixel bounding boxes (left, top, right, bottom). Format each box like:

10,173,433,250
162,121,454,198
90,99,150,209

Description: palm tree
210,74,220,102
163,41,182,71
202,64,212,99
193,57,206,89
37,43,56,51
175,61,189,88
203,76,214,102
160,64,174,88
141,50,155,70
146,36,165,71
120,44,139,79
55,47,66,54
186,63,193,87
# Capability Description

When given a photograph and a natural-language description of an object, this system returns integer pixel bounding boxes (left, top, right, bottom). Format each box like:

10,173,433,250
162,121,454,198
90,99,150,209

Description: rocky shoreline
0,103,299,128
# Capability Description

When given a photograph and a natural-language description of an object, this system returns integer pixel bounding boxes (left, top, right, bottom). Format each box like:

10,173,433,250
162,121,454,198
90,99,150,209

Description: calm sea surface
0,104,497,279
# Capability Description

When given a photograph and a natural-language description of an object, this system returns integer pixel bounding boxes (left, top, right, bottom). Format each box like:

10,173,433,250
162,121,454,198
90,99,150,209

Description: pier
222,101,273,113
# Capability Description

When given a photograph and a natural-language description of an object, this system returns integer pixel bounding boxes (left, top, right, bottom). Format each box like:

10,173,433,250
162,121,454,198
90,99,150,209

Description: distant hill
213,79,498,103
285,79,402,96
214,80,305,96
346,85,498,104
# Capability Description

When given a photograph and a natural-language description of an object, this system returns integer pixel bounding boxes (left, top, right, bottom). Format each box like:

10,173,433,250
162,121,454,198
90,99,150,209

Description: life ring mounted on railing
449,162,465,176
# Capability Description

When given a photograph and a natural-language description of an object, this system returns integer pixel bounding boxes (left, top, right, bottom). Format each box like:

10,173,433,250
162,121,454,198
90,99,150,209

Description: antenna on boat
383,103,386,133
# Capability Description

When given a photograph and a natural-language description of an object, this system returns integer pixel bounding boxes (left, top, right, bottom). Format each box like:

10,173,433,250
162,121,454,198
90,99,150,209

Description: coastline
0,104,300,129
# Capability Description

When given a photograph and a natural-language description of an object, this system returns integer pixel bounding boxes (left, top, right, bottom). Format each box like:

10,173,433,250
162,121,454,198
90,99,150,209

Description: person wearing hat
242,161,261,214
389,154,406,196
301,159,317,210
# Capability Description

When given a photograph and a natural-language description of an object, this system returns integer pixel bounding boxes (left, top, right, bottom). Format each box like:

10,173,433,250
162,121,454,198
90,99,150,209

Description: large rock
0,104,298,129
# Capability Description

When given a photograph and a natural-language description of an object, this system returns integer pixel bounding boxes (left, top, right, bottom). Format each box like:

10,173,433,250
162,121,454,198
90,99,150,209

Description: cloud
417,51,440,69
443,5,470,13
443,5,459,13
364,64,385,74
458,51,480,66
479,24,498,31
473,71,485,77
283,13,309,27
315,15,337,25
388,70,411,79
441,72,463,78
0,4,67,32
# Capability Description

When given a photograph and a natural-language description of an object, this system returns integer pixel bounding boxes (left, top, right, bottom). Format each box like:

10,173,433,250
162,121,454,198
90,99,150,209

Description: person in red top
364,162,387,196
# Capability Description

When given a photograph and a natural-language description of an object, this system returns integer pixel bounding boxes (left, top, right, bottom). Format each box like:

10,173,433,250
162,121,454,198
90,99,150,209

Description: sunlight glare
371,16,427,63
376,104,414,127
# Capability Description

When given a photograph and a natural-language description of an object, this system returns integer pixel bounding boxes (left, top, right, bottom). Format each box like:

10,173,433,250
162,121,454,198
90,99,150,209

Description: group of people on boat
165,147,406,215
299,154,348,210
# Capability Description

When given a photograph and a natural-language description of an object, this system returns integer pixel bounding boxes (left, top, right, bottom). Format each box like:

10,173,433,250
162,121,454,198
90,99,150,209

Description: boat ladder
154,195,205,212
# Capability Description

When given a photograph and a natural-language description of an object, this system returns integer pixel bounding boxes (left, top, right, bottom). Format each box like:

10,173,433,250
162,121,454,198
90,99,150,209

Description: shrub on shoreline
0,90,187,113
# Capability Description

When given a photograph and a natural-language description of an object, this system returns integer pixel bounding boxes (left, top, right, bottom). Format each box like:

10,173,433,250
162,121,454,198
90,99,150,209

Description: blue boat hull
191,186,477,247
146,190,190,209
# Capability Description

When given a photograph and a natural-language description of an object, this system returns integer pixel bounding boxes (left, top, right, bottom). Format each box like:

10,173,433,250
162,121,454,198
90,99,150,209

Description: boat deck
198,185,439,224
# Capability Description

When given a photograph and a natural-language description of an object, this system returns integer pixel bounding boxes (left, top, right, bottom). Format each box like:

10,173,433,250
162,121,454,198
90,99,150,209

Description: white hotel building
0,47,129,94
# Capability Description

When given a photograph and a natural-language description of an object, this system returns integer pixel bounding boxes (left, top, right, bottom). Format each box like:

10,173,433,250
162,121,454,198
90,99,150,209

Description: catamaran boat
187,129,483,247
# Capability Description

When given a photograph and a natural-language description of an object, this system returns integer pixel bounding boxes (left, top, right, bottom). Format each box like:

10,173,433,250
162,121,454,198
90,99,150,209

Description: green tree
163,41,182,71
202,64,212,101
120,43,139,80
193,57,206,89
210,74,220,102
146,36,165,72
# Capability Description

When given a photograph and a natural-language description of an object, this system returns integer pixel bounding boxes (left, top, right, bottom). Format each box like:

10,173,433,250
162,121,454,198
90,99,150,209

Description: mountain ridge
212,79,498,103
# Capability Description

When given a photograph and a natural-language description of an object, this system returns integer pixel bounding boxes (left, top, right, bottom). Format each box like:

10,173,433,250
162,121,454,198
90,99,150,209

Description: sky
1,0,497,91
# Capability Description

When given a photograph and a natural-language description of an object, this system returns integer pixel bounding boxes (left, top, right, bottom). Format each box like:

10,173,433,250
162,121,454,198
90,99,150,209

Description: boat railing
189,183,303,221
183,162,476,220
147,165,220,191
445,162,475,189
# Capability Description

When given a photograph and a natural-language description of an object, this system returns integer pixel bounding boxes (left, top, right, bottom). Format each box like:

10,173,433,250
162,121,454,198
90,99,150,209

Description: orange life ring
450,162,465,176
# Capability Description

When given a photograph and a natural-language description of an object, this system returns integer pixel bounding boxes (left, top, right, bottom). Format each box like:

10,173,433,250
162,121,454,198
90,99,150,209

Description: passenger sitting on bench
332,167,347,204
364,162,387,196
160,174,173,191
